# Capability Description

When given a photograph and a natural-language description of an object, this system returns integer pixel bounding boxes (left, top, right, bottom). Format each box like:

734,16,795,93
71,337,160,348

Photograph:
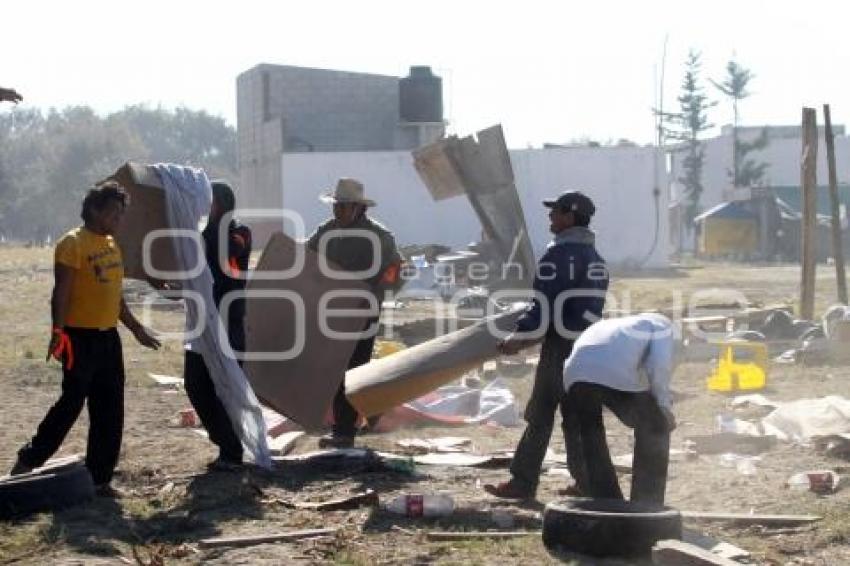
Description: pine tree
661,50,715,225
711,59,769,187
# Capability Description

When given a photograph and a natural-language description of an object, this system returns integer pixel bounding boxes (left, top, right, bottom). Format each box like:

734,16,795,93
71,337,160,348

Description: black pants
510,335,588,494
184,351,243,463
564,382,670,505
18,328,125,485
331,318,378,437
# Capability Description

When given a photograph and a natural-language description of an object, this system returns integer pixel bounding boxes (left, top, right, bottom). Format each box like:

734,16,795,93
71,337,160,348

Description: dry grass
1,246,849,565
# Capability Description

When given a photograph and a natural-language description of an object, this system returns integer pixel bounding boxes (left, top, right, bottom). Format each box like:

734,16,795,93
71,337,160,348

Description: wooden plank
267,431,304,456
652,539,741,566
291,489,378,511
684,432,776,455
682,511,821,526
800,107,819,320
198,527,339,549
425,531,537,541
823,104,848,304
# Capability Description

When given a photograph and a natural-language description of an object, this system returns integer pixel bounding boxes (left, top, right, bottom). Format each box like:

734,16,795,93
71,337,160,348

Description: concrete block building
236,63,446,214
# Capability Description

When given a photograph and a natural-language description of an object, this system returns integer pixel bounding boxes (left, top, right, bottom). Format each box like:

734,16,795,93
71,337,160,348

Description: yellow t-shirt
54,227,124,329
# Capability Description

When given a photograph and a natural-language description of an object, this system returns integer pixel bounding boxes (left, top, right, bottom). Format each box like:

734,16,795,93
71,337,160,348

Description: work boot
9,458,33,476
94,484,125,499
556,483,584,497
483,479,535,500
206,456,243,472
317,434,355,449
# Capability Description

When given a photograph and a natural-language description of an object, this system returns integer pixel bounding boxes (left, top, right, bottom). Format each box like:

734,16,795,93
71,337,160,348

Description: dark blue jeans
564,382,671,505
510,335,588,494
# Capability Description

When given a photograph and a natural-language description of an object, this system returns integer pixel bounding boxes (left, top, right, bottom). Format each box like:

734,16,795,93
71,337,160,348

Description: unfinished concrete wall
279,146,669,267
237,64,445,226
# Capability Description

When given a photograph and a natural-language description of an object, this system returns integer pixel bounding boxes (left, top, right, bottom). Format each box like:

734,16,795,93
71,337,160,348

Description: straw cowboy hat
319,178,376,207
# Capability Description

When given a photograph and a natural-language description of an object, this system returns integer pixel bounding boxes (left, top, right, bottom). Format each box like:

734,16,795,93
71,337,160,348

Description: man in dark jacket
183,180,252,470
485,191,608,499
307,178,402,448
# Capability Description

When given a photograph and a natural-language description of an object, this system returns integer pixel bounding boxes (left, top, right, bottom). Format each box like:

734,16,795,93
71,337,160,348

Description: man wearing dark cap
0,86,22,103
485,191,608,499
307,178,402,448
182,180,252,470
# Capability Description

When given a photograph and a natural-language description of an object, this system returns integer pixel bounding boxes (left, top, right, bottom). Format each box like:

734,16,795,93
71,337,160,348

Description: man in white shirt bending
562,313,677,505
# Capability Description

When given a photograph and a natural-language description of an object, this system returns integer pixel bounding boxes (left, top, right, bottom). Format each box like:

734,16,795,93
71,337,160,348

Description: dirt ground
1,246,849,565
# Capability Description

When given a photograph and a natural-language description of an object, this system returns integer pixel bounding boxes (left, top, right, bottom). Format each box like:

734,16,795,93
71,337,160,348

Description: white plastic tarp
154,164,271,468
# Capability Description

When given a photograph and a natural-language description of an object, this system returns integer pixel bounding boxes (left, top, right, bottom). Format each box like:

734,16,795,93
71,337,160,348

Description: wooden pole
823,104,848,304
800,108,818,320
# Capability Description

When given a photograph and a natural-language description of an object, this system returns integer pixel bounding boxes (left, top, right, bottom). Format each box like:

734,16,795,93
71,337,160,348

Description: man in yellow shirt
10,182,160,496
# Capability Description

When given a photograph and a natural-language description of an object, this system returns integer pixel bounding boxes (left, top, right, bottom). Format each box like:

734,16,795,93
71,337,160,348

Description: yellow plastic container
707,341,768,392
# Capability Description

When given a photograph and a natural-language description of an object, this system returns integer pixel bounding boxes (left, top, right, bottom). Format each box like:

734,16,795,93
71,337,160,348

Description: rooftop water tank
399,66,443,123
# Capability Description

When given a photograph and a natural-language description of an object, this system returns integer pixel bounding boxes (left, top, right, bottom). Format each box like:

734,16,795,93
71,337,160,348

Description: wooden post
800,108,818,320
823,104,848,304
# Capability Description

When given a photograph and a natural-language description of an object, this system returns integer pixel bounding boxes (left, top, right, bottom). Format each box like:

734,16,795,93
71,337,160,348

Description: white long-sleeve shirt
563,313,675,409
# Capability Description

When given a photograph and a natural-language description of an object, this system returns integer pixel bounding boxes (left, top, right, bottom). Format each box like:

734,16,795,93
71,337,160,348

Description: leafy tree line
0,105,237,241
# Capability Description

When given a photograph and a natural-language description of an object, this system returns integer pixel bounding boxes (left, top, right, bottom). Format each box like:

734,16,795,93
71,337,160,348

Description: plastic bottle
786,470,839,493
786,472,811,491
383,493,455,517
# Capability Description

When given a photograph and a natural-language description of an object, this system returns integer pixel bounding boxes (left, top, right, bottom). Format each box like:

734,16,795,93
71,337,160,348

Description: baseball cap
542,191,596,216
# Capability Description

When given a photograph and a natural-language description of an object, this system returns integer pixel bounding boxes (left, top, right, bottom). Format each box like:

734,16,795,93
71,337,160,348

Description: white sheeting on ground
399,378,520,427
154,163,271,468
731,394,850,443
761,396,850,442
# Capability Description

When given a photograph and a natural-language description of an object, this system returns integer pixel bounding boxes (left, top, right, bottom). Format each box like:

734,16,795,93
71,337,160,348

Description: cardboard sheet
106,162,181,280
242,231,371,431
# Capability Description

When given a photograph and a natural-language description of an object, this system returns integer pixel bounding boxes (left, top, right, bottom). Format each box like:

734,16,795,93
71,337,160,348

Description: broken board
413,125,536,286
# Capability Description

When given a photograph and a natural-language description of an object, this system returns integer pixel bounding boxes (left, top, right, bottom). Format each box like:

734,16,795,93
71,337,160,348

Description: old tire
542,497,682,557
0,464,95,519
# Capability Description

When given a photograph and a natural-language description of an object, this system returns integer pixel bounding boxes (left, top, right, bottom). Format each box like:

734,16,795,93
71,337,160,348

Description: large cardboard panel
345,309,522,417
243,231,370,431
106,162,181,280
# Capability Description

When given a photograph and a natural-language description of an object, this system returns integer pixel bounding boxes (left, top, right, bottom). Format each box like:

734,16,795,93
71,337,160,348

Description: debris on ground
786,470,841,494
197,527,340,549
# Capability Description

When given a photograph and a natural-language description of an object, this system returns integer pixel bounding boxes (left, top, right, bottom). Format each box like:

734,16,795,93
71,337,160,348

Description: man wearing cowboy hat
307,178,402,448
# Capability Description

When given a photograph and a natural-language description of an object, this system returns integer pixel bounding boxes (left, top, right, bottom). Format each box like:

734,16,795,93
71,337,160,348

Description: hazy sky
3,0,848,148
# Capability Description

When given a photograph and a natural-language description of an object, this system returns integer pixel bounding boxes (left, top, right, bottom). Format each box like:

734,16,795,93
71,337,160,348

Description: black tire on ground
0,464,95,520
19,455,85,479
542,497,682,558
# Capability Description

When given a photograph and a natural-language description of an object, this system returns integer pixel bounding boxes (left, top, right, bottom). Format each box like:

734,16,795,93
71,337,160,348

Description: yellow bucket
707,341,768,392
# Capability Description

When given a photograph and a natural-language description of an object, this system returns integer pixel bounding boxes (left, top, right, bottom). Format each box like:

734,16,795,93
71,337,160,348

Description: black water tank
399,66,443,123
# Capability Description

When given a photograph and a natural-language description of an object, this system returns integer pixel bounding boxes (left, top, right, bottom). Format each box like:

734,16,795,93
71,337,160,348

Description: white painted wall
670,129,850,211
279,146,668,267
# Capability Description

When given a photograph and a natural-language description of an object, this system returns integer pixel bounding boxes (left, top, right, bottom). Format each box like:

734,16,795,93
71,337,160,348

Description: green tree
711,59,769,187
660,50,716,225
0,105,237,241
